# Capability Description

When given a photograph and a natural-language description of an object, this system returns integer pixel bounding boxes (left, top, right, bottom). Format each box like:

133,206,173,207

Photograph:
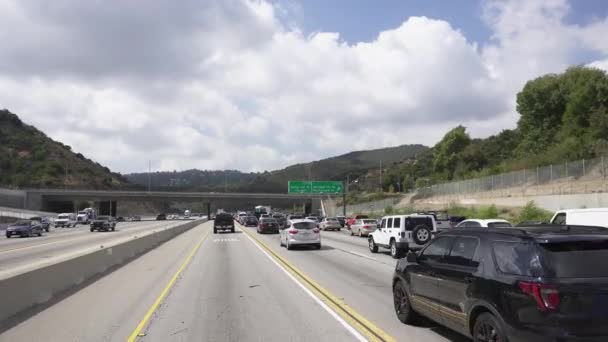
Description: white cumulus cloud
0,0,607,173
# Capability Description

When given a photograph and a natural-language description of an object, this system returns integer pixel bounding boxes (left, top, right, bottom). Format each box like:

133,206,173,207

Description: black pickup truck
214,213,235,234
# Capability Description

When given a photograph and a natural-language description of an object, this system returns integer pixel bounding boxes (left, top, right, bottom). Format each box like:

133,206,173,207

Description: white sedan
455,219,512,228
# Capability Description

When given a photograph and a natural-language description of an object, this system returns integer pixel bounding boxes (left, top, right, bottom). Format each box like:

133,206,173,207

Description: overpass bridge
3,188,341,217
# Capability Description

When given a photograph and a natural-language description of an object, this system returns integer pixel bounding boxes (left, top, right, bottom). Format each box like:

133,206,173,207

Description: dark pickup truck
214,213,235,234
90,216,116,232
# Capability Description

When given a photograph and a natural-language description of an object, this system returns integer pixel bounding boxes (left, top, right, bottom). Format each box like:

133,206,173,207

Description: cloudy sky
1,0,607,173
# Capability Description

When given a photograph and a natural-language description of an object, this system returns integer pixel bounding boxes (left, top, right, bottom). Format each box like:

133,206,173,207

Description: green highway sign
288,181,312,193
288,181,343,194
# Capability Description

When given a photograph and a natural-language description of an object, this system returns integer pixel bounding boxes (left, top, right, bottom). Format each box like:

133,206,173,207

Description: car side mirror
406,251,418,263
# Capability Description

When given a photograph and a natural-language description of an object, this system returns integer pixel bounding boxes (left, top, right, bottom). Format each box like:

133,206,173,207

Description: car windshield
362,220,377,224
261,219,277,223
293,222,317,230
488,221,512,228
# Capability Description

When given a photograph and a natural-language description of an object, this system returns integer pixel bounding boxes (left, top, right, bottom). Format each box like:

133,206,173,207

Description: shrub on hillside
516,201,553,224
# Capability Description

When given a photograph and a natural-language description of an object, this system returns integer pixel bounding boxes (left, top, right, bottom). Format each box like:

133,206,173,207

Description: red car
346,214,369,229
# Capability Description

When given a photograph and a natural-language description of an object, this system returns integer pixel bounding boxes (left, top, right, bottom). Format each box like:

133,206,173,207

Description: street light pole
148,160,151,192
379,160,383,192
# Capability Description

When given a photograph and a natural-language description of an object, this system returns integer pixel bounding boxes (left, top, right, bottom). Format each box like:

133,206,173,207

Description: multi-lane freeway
0,221,468,342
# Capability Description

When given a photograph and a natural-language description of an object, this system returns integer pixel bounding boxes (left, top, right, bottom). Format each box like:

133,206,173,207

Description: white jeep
368,214,436,259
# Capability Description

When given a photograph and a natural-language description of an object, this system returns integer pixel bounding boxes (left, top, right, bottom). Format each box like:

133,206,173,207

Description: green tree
515,73,565,155
432,126,471,180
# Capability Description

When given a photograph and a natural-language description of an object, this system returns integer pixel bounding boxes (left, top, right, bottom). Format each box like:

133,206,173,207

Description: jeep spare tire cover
412,225,431,245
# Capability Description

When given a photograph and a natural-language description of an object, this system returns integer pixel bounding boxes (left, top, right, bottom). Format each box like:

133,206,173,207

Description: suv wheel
412,225,431,245
473,313,507,342
213,228,217,234
368,237,378,253
390,239,403,259
393,280,420,324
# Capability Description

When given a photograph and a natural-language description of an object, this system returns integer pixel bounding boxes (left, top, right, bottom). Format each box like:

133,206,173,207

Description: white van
550,208,608,227
55,213,77,228
368,214,437,259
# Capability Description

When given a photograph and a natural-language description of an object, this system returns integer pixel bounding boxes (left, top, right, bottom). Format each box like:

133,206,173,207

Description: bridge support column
110,201,117,217
99,201,112,216
207,202,211,220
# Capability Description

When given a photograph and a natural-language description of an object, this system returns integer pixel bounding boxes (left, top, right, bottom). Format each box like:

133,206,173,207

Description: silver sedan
319,218,341,231
280,219,321,250
350,219,378,237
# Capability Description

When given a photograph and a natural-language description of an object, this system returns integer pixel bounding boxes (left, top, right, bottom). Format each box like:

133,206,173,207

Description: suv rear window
492,242,542,276
405,217,433,231
540,240,608,278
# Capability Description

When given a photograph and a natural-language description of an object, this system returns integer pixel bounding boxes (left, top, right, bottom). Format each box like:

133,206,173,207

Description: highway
0,221,469,342
0,219,197,278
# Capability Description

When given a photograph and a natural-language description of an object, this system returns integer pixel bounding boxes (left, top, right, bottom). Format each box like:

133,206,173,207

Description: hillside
126,144,429,193
0,109,128,189
241,144,429,193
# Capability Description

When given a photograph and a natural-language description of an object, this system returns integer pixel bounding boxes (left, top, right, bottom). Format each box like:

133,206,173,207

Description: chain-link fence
417,156,608,199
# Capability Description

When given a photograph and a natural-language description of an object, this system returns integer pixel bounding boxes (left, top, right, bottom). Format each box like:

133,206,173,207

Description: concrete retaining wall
0,218,205,323
0,189,25,209
417,192,608,212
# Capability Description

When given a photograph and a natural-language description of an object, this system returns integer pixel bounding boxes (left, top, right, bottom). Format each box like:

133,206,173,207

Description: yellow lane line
126,228,211,342
239,225,396,342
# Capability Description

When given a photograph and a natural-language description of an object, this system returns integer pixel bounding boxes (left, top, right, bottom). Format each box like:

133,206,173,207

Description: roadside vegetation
379,66,608,192
364,201,553,224
443,201,552,224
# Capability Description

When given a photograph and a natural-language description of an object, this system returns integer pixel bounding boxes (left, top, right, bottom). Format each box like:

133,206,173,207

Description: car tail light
519,281,560,311
288,229,298,234
313,228,320,233
363,225,370,229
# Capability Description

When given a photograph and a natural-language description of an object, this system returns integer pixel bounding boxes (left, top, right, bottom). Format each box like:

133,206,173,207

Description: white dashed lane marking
213,238,239,243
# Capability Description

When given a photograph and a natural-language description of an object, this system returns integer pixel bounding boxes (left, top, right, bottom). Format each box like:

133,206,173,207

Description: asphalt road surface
0,222,469,342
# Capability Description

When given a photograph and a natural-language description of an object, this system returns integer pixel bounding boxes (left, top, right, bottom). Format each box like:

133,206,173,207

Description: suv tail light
519,281,560,311
313,228,320,233
288,229,298,234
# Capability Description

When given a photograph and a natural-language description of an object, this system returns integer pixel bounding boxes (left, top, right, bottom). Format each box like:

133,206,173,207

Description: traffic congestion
194,205,608,342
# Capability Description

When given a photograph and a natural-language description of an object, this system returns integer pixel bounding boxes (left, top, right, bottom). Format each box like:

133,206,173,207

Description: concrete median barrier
0,218,206,323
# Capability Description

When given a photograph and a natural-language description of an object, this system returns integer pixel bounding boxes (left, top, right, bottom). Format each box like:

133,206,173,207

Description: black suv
393,225,608,342
90,216,116,232
214,213,235,234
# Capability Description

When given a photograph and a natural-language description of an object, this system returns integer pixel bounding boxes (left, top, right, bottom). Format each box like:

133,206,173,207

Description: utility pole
224,171,227,192
343,174,349,217
379,160,383,192
148,160,151,192
64,163,68,189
